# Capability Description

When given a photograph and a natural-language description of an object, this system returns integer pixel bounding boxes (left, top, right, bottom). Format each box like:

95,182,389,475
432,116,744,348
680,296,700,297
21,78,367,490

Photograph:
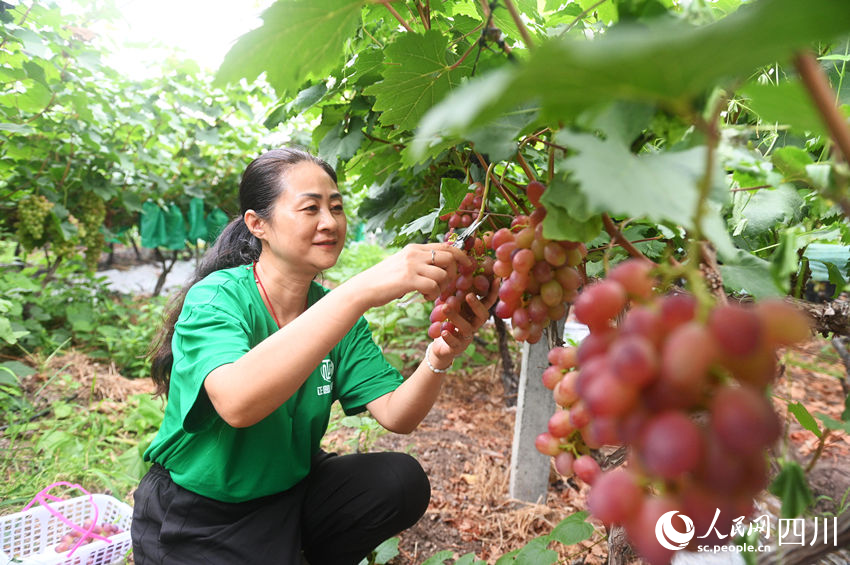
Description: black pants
131,451,430,565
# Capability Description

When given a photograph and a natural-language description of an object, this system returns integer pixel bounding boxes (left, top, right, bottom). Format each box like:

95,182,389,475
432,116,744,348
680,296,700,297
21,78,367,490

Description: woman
131,147,497,565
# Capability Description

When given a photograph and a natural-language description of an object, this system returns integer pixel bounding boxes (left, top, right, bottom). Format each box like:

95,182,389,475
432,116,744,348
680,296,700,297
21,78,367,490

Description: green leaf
217,0,365,96
540,176,603,242
415,0,850,138
731,184,804,237
14,28,53,59
817,412,850,434
0,360,36,379
372,537,400,564
494,549,520,565
548,511,596,546
454,553,485,565
553,131,733,256
364,30,473,133
787,402,822,438
467,103,539,162
740,80,827,137
318,120,365,169
768,460,814,519
772,146,815,184
513,537,558,565
0,123,35,134
420,550,455,565
66,303,95,332
718,249,784,299
439,178,471,218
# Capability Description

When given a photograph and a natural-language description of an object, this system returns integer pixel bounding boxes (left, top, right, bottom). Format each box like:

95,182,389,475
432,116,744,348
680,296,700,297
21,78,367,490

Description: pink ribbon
22,482,113,557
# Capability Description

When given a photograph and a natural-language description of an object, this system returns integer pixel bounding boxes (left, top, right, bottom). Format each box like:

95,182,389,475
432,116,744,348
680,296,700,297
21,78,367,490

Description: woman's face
261,161,347,274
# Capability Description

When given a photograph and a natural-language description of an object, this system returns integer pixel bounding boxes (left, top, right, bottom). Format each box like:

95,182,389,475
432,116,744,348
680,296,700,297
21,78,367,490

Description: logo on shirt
320,359,334,382
317,358,334,396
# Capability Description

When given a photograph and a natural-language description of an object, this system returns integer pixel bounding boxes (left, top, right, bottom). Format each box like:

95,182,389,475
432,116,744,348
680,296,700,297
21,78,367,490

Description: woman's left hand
429,279,501,366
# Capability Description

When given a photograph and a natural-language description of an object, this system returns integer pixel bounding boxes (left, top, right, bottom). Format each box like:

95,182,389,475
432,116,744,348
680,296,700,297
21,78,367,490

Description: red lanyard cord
253,262,282,329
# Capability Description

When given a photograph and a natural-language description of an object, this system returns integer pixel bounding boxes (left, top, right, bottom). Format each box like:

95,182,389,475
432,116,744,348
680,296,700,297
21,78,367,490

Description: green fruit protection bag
140,201,167,248
163,203,188,250
187,197,208,242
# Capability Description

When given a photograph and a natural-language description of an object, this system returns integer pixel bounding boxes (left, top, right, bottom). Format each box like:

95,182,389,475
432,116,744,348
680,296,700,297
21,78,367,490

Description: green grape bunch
78,191,107,270
15,194,54,249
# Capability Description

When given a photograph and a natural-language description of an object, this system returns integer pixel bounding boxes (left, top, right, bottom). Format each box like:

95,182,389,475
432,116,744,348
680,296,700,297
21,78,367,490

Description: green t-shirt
144,264,403,503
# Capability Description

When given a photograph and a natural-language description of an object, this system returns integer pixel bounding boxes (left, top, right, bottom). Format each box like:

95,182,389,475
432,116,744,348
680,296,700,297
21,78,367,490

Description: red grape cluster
54,519,123,553
439,182,485,230
535,259,812,565
428,233,497,340
490,181,585,343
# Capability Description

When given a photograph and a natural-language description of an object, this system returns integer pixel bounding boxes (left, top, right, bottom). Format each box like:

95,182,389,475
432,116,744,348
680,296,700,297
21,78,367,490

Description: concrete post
508,322,563,503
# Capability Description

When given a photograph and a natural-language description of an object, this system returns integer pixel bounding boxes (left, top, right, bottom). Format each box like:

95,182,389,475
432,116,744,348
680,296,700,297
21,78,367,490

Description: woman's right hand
348,243,473,308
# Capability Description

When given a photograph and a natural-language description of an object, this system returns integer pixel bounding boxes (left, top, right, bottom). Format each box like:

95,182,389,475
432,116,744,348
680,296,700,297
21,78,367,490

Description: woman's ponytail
149,217,261,397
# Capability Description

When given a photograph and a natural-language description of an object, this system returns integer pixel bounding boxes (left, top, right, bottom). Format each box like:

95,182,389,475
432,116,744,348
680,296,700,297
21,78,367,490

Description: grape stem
480,161,495,219
795,51,850,166
448,41,479,71
380,1,414,32
474,151,527,215
794,51,850,219
502,0,535,51
415,1,430,30
515,151,536,183
601,213,655,265
804,429,832,473
559,0,610,36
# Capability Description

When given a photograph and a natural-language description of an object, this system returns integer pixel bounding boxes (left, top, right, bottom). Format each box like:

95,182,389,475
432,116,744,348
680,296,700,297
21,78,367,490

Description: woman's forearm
365,345,455,434
205,281,370,428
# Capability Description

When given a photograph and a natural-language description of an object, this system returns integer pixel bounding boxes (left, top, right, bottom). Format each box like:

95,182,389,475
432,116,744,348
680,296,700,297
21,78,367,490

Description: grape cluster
54,519,123,553
16,194,54,249
440,182,484,229
536,259,812,565
490,181,585,344
428,233,496,340
79,191,106,270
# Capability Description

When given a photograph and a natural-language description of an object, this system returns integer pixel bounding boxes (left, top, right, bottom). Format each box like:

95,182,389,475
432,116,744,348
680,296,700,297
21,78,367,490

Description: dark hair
149,147,337,397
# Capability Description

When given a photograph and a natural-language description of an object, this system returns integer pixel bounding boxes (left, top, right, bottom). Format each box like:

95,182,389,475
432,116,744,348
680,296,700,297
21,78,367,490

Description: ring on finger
431,249,437,266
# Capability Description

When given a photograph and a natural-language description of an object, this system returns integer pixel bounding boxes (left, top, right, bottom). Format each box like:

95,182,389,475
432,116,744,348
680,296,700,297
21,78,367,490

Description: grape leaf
553,131,734,257
718,249,784,299
817,412,850,434
372,537,399,564
513,537,558,565
414,0,850,143
540,176,603,243
768,460,814,519
216,0,365,96
548,511,595,546
787,401,822,438
364,30,473,133
740,80,827,138
731,184,805,238
419,550,454,565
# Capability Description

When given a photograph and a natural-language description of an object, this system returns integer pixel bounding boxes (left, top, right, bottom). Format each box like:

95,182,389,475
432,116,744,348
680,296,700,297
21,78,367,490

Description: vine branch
794,51,850,165
560,0,609,35
601,213,655,264
381,1,414,32
502,0,534,50
473,151,526,216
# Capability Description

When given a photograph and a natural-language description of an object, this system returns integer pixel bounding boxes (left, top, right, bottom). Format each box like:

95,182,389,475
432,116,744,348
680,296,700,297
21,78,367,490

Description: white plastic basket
0,494,132,565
